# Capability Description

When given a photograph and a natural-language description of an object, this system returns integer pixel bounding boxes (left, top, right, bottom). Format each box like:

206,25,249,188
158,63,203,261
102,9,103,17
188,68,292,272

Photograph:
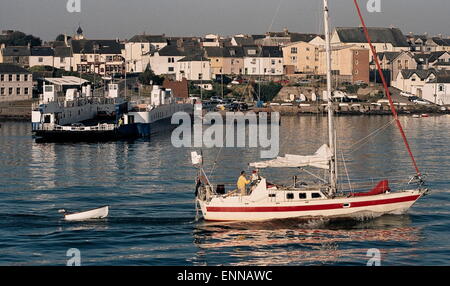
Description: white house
147,45,187,76
176,55,211,81
243,46,283,76
422,75,450,105
29,47,54,68
125,35,168,73
53,46,73,71
392,69,437,95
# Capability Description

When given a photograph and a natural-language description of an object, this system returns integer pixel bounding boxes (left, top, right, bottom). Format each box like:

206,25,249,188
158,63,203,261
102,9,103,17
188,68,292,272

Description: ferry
31,76,192,141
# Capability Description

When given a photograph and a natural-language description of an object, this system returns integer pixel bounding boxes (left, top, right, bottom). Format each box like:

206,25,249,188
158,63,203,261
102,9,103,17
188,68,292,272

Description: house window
9,74,13,81
24,88,29,95
24,74,28,81
248,49,257,55
8,87,13,95
0,87,4,95
271,60,276,65
38,57,43,63
198,73,203,80
306,47,310,51
0,74,4,81
168,67,174,72
291,47,298,54
60,57,65,63
439,85,444,92
16,87,21,95
16,74,20,81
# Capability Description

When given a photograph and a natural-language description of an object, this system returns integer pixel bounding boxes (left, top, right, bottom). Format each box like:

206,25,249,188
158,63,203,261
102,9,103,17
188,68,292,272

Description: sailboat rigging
190,0,428,222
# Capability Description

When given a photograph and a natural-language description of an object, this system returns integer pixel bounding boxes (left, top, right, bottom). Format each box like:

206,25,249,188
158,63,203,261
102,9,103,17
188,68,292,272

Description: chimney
64,34,68,46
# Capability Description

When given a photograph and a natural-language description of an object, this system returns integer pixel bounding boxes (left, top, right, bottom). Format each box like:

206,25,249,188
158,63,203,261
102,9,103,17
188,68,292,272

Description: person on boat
237,171,251,196
251,169,260,182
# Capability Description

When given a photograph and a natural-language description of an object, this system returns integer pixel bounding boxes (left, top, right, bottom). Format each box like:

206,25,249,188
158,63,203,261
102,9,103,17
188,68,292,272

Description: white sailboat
192,0,428,222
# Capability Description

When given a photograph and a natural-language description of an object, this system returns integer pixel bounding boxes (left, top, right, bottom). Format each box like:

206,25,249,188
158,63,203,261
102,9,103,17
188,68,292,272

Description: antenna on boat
323,0,338,194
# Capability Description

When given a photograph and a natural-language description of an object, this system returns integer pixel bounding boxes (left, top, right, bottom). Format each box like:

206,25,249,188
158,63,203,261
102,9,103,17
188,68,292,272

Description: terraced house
71,39,125,76
0,44,30,68
0,63,33,102
243,46,284,76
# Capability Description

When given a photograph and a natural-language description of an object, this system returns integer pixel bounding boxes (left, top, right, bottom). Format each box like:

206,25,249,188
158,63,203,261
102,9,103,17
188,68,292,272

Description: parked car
298,79,311,85
228,102,249,111
400,91,414,97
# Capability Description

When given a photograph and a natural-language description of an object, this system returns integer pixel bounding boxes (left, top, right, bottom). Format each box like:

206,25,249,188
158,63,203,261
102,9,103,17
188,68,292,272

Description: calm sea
0,115,449,265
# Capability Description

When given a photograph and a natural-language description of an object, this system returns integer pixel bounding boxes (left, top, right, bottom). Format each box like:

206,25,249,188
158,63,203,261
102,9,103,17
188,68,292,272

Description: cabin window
299,193,306,199
286,193,294,200
312,193,322,199
44,115,51,123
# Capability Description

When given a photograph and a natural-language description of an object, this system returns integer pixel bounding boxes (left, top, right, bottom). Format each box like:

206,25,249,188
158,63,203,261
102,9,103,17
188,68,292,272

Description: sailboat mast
323,0,337,193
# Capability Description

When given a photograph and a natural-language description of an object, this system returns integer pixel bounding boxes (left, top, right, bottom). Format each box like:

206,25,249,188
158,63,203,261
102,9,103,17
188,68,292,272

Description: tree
138,66,164,86
55,34,71,42
256,82,282,102
0,31,42,46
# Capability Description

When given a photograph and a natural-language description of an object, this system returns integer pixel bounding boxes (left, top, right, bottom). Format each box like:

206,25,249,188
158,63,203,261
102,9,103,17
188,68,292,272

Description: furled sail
249,144,332,170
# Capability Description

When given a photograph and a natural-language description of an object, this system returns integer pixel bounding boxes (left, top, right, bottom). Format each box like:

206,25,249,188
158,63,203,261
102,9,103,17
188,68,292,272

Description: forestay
249,144,332,169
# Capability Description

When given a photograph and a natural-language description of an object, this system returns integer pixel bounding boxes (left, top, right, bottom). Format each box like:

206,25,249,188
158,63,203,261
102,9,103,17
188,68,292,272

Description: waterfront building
0,44,30,68
53,46,73,72
243,46,284,76
147,45,189,76
71,39,125,76
0,63,33,102
422,74,450,105
282,41,322,74
29,46,54,68
424,37,450,52
377,51,417,82
331,27,410,61
318,45,370,84
125,34,168,73
392,69,437,95
176,54,211,81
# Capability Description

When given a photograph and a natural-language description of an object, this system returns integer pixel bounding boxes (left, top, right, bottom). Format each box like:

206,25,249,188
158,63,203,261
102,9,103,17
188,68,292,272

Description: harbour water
0,115,449,265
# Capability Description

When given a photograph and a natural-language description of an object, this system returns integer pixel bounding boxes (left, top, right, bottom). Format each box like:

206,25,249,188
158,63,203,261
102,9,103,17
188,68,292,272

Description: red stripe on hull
206,195,420,213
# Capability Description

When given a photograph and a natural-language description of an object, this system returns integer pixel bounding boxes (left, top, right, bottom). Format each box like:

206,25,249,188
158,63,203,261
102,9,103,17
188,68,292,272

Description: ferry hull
199,190,422,222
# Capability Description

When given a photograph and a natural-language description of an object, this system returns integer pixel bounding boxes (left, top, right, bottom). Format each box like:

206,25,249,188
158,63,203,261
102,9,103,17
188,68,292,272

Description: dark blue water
0,115,449,265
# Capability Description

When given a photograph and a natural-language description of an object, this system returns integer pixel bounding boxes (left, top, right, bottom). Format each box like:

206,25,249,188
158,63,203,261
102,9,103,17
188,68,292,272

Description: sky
1,0,450,41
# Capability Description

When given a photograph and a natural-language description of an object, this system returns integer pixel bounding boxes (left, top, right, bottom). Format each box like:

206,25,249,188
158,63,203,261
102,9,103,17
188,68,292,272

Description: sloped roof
54,46,73,57
0,63,31,74
154,45,186,57
30,46,54,57
233,37,255,46
401,69,436,80
71,39,124,54
204,47,229,57
335,27,409,47
226,46,244,57
163,78,189,98
1,46,30,56
431,37,450,47
414,51,448,64
378,51,401,62
128,34,167,43
178,54,209,62
290,33,322,43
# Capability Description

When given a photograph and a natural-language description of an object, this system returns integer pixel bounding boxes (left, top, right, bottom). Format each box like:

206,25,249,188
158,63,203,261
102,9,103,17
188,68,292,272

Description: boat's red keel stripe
206,195,420,213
